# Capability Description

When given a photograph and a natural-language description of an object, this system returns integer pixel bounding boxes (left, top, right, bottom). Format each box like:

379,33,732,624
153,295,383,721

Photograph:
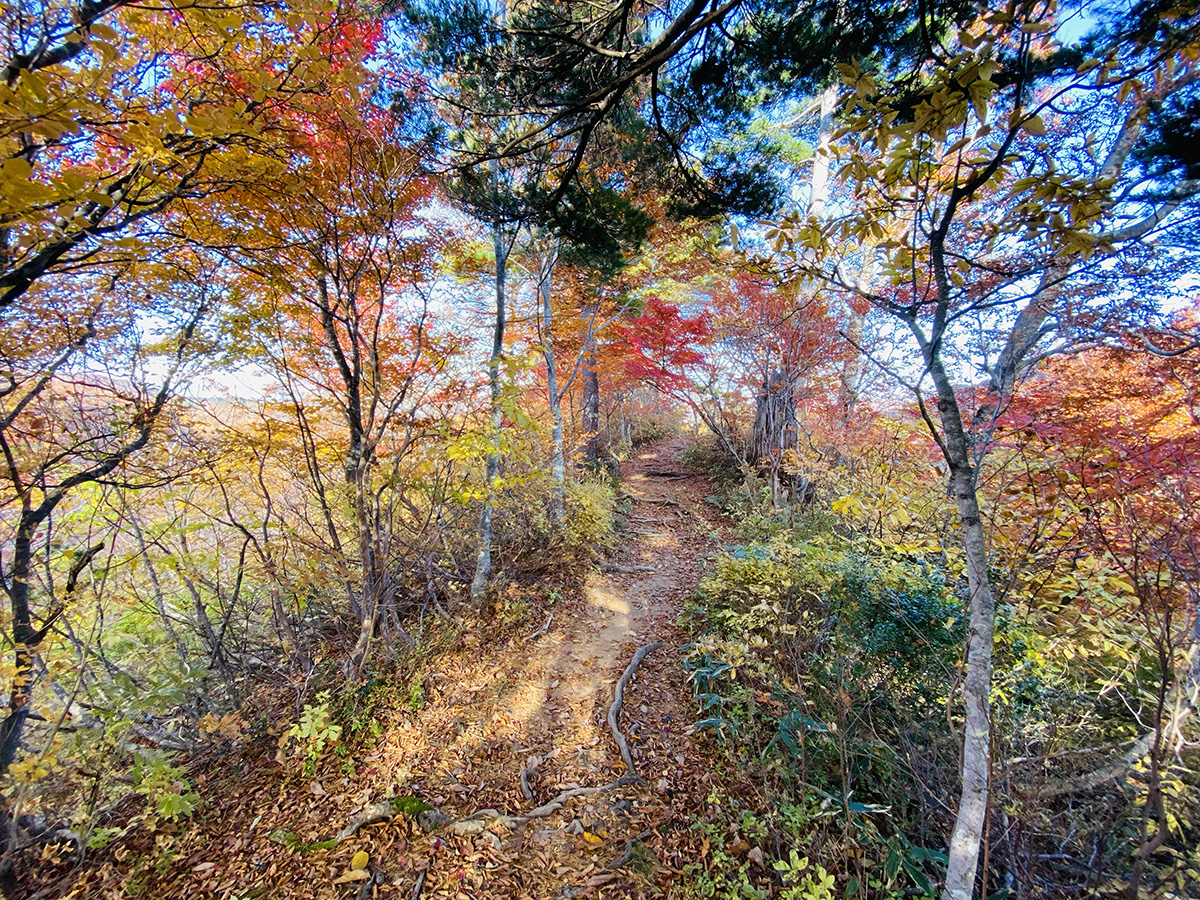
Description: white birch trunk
471,219,508,604
539,246,565,525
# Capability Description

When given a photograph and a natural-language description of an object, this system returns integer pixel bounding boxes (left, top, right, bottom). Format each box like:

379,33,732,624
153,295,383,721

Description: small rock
417,809,452,833
566,818,584,835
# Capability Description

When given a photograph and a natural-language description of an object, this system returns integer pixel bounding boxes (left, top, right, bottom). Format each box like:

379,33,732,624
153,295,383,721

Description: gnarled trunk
751,369,807,508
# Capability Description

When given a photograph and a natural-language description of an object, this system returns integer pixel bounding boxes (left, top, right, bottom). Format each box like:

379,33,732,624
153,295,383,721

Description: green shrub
488,471,615,582
279,691,342,775
683,532,963,894
563,477,615,558
130,750,201,823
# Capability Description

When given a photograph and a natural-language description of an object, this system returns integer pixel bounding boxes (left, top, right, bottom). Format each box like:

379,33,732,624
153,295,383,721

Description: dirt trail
64,435,730,900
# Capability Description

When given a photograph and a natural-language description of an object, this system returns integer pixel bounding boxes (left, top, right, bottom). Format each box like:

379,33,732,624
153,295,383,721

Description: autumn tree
0,0,357,310
0,254,212,882
776,1,1200,895
985,327,1200,894
214,76,452,678
0,7,390,867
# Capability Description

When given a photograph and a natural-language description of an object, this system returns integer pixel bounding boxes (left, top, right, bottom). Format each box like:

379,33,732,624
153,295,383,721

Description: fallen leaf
351,850,369,871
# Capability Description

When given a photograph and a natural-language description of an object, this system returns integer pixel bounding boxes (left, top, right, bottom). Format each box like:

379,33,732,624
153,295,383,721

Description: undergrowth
680,531,958,899
680,515,1200,899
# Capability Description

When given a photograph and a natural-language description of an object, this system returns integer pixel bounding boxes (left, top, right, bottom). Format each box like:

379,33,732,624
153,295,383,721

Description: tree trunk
540,247,565,526
130,514,190,665
838,240,876,424
346,472,380,678
751,369,799,508
269,581,312,674
471,219,508,604
922,346,996,900
582,306,601,463
807,83,838,219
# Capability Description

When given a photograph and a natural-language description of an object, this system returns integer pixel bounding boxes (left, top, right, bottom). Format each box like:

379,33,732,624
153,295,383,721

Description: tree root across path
608,642,663,775
339,642,666,841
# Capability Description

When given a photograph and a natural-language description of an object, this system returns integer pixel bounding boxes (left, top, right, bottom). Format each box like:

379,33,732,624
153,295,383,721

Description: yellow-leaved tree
0,0,380,884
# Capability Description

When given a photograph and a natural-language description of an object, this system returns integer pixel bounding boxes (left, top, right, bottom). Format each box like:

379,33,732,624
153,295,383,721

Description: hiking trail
65,435,731,900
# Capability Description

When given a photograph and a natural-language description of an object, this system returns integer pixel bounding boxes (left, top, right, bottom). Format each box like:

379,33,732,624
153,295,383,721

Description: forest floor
57,435,748,900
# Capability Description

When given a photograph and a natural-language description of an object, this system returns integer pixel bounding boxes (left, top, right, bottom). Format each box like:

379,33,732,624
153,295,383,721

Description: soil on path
62,435,731,900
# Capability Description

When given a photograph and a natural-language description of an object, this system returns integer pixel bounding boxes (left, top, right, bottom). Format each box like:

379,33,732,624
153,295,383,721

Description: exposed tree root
519,755,538,801
608,642,663,777
340,643,664,843
600,564,657,574
338,800,411,839
525,613,553,641
606,828,653,870
354,865,385,900
447,775,644,835
339,776,643,839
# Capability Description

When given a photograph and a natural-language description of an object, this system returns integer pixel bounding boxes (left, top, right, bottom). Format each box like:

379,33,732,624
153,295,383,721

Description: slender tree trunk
582,303,600,464
807,83,838,219
616,393,626,447
804,83,870,426
0,524,35,778
178,573,237,695
471,219,508,604
346,474,379,677
0,523,101,890
921,346,996,900
540,247,565,525
130,514,189,665
838,240,876,424
268,581,312,674
0,521,37,894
